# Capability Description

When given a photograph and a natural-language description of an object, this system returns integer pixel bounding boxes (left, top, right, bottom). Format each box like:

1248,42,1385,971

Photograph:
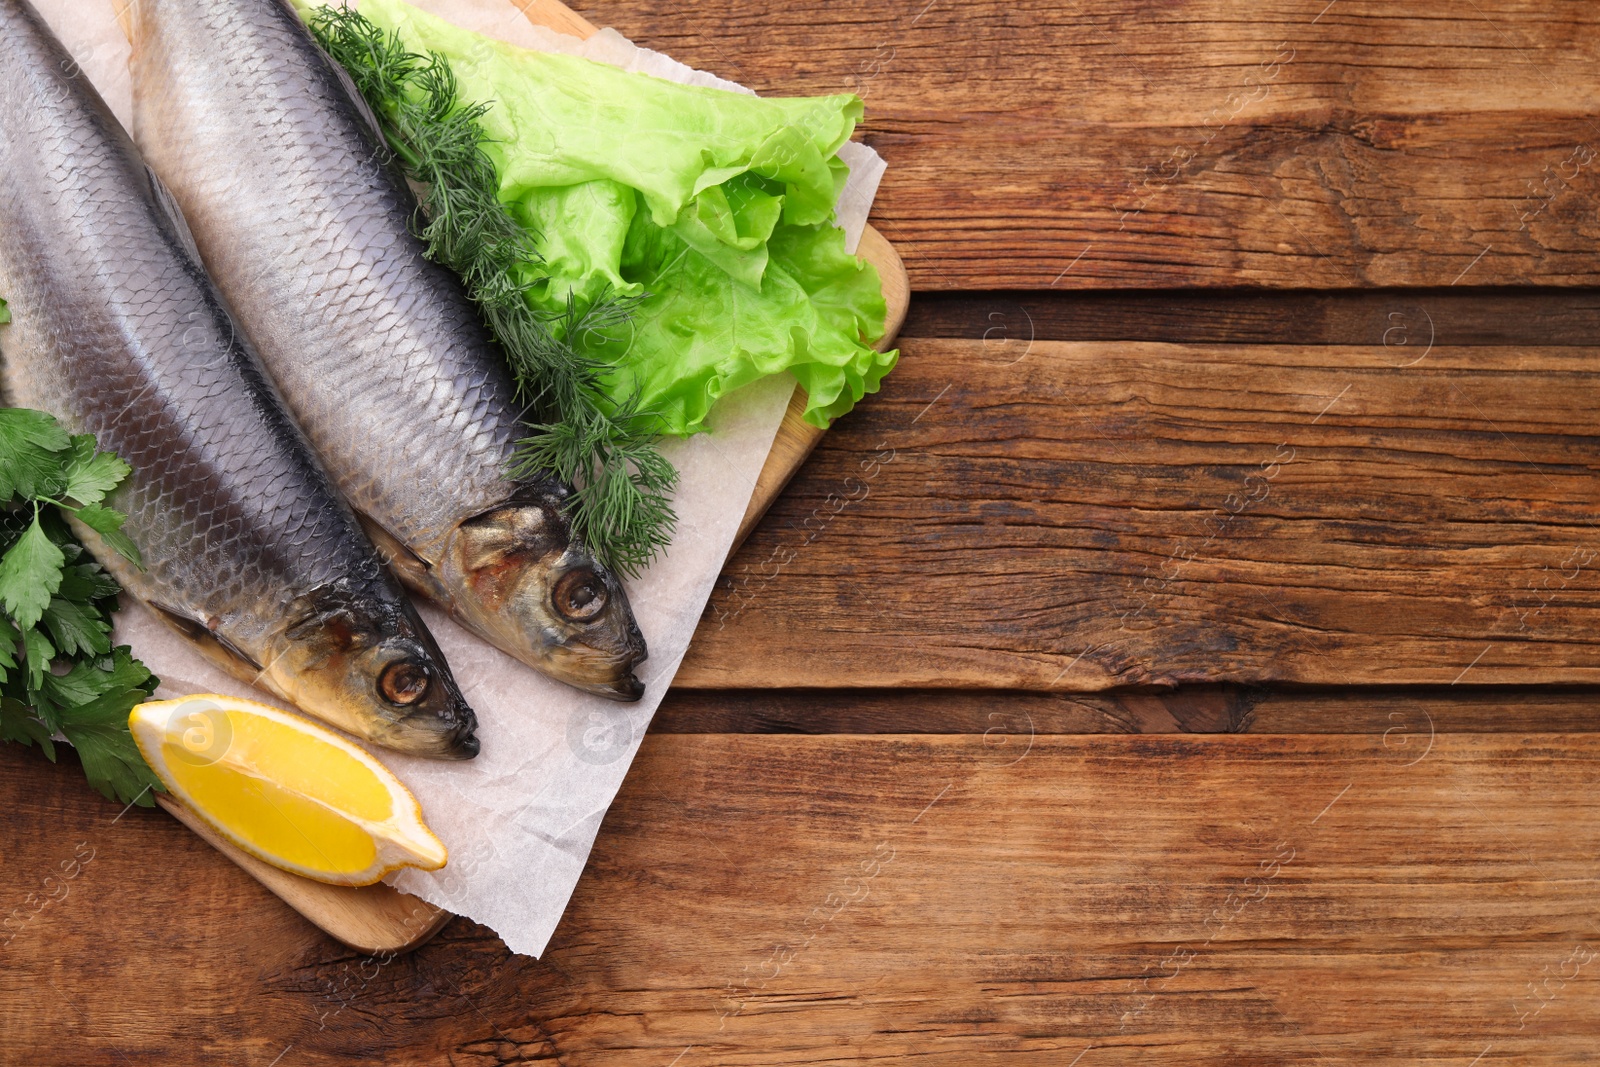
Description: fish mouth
538,637,647,702
547,613,648,702
573,670,645,702
405,718,480,759
387,665,481,757
375,706,480,758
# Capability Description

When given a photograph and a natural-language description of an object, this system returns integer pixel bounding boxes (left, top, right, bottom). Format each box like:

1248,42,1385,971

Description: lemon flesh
131,695,446,886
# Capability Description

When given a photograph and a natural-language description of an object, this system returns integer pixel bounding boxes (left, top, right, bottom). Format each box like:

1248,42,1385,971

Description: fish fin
456,502,562,574
282,586,386,658
147,602,264,678
353,510,437,594
144,165,205,267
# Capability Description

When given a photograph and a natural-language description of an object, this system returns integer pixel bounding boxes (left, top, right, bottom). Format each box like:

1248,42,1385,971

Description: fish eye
553,568,608,622
379,661,431,706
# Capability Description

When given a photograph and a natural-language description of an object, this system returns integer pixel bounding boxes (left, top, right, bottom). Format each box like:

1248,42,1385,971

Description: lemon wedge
130,694,446,886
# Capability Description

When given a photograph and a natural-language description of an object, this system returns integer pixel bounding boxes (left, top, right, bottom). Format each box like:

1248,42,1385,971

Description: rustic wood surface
7,728,1600,1065
8,0,1600,1063
679,337,1600,690
651,684,1600,736
572,0,1600,291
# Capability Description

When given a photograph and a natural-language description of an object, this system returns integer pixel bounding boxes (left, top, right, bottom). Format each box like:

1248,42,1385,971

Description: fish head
438,491,648,701
264,582,480,759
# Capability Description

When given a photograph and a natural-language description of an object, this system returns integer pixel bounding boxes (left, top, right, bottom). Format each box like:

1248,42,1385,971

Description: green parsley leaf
40,595,112,659
0,513,65,630
41,646,152,710
0,696,54,758
62,434,132,507
102,644,155,692
21,626,53,699
73,503,142,566
0,408,70,502
58,677,162,805
56,558,122,604
0,296,9,324
0,408,161,806
0,614,16,685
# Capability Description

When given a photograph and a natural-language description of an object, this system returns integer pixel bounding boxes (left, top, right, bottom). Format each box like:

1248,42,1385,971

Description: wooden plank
903,288,1600,347
653,686,1221,734
519,0,596,37
653,685,1600,736
9,729,1600,1063
679,338,1600,690
1241,686,1600,735
574,0,1600,290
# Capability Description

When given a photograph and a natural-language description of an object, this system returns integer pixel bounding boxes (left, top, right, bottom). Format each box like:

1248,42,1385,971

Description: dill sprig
308,6,676,578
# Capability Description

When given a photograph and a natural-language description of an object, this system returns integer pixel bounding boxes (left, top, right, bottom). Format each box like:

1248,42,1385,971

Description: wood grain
565,0,1600,290
518,0,597,37
902,287,1600,347
8,728,1600,1064
157,797,450,956
679,338,1600,690
653,685,1600,736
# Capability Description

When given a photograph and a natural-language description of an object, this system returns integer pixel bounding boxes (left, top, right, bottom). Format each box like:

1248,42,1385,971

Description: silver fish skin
0,0,478,758
126,0,649,701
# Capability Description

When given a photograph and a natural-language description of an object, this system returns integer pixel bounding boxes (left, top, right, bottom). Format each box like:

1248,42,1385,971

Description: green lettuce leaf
357,0,897,434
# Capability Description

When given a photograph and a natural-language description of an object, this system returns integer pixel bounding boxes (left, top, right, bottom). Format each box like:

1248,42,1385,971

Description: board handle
159,796,451,955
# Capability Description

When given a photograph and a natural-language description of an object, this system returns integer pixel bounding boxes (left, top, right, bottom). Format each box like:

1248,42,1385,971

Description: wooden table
7,1,1600,1062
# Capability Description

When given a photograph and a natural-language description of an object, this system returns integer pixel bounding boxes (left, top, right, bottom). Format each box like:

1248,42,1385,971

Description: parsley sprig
0,407,161,806
308,7,677,578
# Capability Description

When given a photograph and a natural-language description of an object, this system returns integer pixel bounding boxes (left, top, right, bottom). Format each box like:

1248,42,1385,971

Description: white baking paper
36,0,884,957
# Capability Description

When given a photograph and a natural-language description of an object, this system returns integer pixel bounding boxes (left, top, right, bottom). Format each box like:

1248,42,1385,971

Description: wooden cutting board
163,0,909,956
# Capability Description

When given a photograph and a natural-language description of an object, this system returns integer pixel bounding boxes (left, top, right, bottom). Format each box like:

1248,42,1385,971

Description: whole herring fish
0,0,479,757
125,0,649,700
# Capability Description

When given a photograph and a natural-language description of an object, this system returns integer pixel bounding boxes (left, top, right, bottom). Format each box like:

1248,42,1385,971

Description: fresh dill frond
309,5,676,578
